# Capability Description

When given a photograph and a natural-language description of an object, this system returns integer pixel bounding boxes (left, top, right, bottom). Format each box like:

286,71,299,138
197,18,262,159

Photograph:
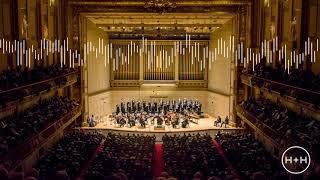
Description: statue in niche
290,16,297,42
270,22,276,38
21,14,28,39
43,26,48,39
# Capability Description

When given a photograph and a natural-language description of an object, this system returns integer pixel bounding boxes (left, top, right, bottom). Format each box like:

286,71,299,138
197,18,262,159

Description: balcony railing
0,71,78,118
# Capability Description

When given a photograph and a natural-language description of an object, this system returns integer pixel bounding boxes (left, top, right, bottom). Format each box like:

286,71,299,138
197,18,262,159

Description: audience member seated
240,98,320,150
162,133,229,179
215,132,286,179
86,133,155,179
36,131,104,180
0,96,79,157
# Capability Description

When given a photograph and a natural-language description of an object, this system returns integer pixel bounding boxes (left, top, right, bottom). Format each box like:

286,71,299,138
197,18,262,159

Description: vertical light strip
84,44,87,64
223,40,226,57
40,40,43,59
72,53,74,68
107,44,109,64
276,36,278,51
305,41,307,55
311,42,313,62
240,42,243,63
284,44,287,64
99,38,101,54
227,46,229,59
218,38,220,55
46,40,49,55
63,40,66,65
28,48,31,68
308,37,310,55
69,49,72,67
66,37,69,50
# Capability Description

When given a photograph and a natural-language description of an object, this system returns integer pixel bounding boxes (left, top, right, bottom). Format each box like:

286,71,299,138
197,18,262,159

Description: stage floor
81,115,240,133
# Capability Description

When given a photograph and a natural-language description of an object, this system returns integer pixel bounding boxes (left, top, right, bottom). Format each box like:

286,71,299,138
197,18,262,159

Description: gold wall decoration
144,0,177,13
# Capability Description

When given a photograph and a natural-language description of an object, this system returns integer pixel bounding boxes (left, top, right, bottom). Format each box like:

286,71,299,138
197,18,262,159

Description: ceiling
70,0,250,39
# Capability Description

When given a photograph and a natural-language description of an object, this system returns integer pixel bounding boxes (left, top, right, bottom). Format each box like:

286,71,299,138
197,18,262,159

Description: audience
0,64,74,108
162,133,229,179
0,64,72,91
36,131,104,180
0,96,79,157
240,98,320,150
86,133,155,180
246,61,320,107
215,132,286,179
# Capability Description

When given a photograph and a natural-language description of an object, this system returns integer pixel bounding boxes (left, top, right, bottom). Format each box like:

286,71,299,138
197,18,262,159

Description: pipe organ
110,40,209,82
179,42,207,80
111,42,140,80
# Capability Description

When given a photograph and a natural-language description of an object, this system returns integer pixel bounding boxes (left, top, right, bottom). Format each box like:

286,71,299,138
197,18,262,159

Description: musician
132,101,137,112
112,99,201,128
214,116,222,127
181,117,189,128
128,114,135,127
120,102,125,114
116,105,120,115
221,116,229,128
127,103,132,114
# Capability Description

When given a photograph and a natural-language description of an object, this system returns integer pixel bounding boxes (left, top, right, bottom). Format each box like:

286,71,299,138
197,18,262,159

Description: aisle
153,143,164,178
212,139,239,177
76,141,105,180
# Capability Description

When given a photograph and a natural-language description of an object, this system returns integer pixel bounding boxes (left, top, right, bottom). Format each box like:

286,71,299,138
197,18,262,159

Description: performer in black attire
112,99,200,128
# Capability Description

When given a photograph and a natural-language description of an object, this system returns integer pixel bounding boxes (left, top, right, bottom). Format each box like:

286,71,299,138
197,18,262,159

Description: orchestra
112,99,202,129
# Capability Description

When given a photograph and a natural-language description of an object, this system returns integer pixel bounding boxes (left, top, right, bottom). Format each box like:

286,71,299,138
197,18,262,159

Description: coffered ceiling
69,0,251,39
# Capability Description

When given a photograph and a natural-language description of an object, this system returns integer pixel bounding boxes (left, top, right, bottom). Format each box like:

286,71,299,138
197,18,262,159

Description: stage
81,115,241,133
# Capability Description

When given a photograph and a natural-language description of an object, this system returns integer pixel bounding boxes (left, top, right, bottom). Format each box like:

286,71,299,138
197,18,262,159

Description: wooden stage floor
81,115,240,133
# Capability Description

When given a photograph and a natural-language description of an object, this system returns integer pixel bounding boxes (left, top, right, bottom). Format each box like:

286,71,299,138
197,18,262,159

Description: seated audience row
0,64,73,91
162,133,229,179
36,131,104,180
251,61,320,92
86,133,155,180
246,61,320,107
215,132,285,179
240,98,320,150
0,64,74,108
0,96,79,156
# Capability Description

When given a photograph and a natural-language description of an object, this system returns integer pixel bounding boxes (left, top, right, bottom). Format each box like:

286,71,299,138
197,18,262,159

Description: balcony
240,73,320,120
1,105,82,172
0,71,78,119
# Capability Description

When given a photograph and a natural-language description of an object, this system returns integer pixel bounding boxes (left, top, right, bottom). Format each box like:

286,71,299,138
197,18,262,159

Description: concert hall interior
0,0,320,180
